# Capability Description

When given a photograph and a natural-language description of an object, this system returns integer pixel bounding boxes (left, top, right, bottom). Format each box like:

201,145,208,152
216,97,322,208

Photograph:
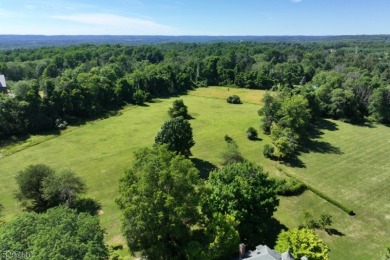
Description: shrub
221,136,244,165
227,95,241,104
263,144,274,158
168,99,189,119
246,127,258,140
275,178,307,196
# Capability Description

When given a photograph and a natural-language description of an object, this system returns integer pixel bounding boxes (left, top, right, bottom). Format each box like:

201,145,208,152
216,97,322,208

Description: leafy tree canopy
116,145,201,259
203,161,279,245
0,206,108,259
155,116,195,157
275,228,329,260
168,99,190,119
15,164,56,212
15,164,91,213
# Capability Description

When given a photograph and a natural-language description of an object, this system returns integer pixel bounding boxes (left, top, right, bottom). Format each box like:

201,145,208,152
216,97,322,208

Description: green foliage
368,86,390,124
15,164,56,212
70,197,102,215
203,161,279,244
116,145,201,259
278,94,310,136
319,214,333,230
258,92,280,133
42,170,86,207
270,123,298,159
133,89,147,105
15,164,90,213
204,214,240,259
220,137,244,165
263,144,275,158
187,213,240,260
227,95,241,104
0,203,4,227
384,245,390,260
275,228,329,260
259,93,309,159
300,210,319,229
298,211,333,231
275,178,307,196
155,116,195,157
0,206,108,259
246,126,258,140
168,99,189,119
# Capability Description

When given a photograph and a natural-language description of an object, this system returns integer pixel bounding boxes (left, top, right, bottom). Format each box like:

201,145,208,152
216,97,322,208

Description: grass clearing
0,87,388,259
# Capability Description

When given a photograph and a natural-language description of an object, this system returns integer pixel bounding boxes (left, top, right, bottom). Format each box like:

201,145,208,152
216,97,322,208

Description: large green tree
368,86,390,124
203,161,279,245
15,164,56,212
155,116,195,157
0,206,108,259
42,170,86,207
116,145,201,259
168,99,190,119
275,228,329,260
15,164,88,212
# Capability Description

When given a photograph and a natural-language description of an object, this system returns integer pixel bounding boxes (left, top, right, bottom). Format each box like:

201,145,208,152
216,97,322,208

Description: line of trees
1,41,390,139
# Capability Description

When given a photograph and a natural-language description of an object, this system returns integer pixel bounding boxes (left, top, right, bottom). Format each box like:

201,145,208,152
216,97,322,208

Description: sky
0,0,389,36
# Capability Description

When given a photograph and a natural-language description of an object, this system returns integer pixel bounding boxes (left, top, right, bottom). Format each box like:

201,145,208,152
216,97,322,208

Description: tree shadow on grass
299,139,343,155
283,155,306,168
190,158,217,179
281,119,342,168
298,118,343,155
263,218,288,248
326,228,345,236
249,137,263,142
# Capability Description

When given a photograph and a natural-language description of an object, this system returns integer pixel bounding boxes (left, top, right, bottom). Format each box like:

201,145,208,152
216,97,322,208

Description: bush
168,99,189,119
263,144,274,158
246,127,258,140
221,136,244,165
227,95,241,104
275,179,307,196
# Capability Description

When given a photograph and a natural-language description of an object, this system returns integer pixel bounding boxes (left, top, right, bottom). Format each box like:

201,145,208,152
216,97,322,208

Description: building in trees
0,75,7,94
241,244,295,260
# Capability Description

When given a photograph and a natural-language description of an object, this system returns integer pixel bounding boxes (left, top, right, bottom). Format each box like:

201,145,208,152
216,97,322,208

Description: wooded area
1,41,389,139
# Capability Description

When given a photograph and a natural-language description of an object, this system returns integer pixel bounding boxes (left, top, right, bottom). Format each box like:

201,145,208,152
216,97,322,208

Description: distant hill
1,34,390,49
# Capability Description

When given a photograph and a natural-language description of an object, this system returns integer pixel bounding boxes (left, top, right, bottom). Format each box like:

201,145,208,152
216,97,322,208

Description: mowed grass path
0,87,388,259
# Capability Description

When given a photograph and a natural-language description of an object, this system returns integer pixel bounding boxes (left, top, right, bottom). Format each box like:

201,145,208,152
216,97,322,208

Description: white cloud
52,13,177,35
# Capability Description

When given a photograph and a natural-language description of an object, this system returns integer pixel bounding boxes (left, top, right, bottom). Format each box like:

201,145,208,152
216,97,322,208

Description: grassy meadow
0,87,388,259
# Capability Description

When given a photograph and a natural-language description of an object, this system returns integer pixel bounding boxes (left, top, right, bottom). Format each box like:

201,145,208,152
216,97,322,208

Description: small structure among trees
0,75,7,94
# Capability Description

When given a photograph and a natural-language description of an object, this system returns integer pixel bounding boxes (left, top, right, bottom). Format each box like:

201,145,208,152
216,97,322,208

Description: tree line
1,41,390,139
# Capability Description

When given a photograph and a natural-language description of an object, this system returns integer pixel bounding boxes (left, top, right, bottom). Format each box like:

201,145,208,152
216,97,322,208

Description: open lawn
0,87,388,259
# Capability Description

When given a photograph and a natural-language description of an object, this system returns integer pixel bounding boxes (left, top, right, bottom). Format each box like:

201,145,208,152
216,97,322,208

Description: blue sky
0,0,388,35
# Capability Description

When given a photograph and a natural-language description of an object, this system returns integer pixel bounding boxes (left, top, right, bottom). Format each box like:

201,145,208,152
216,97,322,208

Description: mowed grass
0,87,388,259
276,119,390,259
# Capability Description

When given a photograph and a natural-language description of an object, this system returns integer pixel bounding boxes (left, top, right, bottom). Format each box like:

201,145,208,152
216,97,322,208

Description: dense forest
1,41,389,140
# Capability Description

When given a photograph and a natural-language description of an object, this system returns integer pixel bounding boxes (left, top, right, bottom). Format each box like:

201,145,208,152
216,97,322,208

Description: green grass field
0,87,388,259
